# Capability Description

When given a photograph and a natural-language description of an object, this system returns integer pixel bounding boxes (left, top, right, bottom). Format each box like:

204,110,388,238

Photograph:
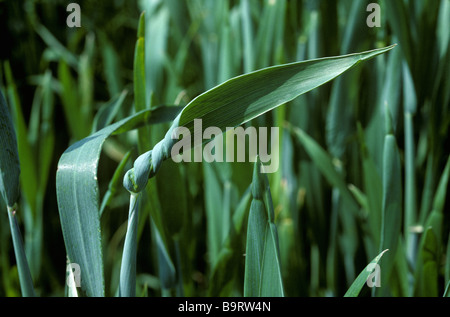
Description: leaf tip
251,156,266,199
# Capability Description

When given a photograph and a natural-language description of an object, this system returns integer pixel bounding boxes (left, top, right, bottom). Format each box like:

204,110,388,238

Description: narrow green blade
0,89,20,208
8,207,36,297
377,106,403,295
344,249,388,297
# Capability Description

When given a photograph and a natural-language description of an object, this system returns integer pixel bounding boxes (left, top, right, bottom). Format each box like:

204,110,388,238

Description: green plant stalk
119,193,140,297
240,0,254,73
404,111,417,261
376,105,403,296
174,238,184,297
402,60,418,266
7,205,36,297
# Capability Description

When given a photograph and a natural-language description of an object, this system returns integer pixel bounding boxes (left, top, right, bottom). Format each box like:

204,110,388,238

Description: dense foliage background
0,0,448,297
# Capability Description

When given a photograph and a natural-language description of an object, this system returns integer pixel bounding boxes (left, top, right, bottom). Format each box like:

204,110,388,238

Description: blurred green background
0,0,448,297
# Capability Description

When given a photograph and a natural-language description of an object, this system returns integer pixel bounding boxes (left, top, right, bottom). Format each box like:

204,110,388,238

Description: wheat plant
0,0,448,298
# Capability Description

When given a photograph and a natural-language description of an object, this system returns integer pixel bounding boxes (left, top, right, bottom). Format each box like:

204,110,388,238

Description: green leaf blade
134,12,146,113
259,223,284,297
56,106,181,297
244,158,284,297
344,249,389,297
178,45,396,134
0,89,20,208
244,199,266,297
